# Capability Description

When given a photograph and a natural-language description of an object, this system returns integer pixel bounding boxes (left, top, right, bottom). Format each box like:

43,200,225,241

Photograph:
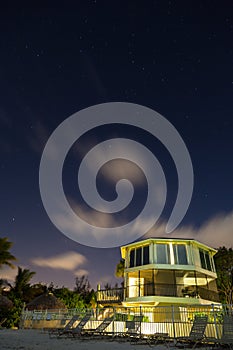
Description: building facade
97,238,219,307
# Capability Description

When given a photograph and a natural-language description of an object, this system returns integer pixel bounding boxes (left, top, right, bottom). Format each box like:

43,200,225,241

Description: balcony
97,287,124,304
97,283,220,304
197,286,220,302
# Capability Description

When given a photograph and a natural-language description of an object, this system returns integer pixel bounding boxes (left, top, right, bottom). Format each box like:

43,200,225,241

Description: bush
2,296,23,328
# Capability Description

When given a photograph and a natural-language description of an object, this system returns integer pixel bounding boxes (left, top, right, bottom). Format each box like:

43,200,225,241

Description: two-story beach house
97,238,219,307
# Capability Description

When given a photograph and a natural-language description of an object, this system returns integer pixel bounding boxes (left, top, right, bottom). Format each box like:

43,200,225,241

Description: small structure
22,292,67,329
26,292,66,311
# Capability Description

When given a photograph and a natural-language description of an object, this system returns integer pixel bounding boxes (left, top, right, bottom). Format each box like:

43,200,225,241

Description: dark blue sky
0,1,232,289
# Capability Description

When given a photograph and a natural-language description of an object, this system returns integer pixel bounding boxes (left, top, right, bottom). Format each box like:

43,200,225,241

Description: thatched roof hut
0,295,13,310
26,292,66,311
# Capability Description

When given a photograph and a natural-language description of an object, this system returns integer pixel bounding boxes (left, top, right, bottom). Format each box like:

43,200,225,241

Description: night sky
0,1,232,289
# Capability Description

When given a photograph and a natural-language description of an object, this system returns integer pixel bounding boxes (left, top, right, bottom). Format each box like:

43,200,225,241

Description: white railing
20,303,233,339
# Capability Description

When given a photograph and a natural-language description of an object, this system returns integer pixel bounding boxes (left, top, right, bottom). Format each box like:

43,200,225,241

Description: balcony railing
197,286,220,302
97,287,124,303
97,283,220,303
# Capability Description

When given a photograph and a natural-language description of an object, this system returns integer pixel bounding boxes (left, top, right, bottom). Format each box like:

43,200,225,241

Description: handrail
97,283,219,302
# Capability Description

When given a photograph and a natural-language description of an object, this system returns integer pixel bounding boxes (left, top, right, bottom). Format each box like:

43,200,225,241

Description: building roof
26,292,66,311
121,237,217,259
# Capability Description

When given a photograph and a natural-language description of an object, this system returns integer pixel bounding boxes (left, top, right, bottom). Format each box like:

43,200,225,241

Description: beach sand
0,329,175,350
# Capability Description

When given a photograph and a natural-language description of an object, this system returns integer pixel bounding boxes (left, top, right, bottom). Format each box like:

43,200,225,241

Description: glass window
174,244,188,265
199,249,212,271
156,244,170,264
143,245,149,265
130,249,135,268
205,252,212,271
199,250,206,269
136,248,142,266
210,256,215,272
129,246,150,267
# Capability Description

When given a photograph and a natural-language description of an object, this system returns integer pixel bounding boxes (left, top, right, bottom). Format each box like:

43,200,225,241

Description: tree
11,266,36,302
54,287,85,309
0,237,16,269
88,289,97,308
0,278,11,293
115,259,125,278
2,294,23,328
30,282,48,295
74,275,90,297
104,283,112,290
214,247,233,305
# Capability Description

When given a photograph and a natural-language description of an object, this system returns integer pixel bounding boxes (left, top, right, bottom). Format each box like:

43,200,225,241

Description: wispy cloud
144,210,233,248
100,159,145,185
31,251,87,271
0,266,17,282
76,141,146,185
54,199,157,248
74,269,89,277
94,274,116,286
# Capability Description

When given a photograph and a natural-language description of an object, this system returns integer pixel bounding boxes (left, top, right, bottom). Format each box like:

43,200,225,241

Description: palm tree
12,267,36,301
0,237,16,269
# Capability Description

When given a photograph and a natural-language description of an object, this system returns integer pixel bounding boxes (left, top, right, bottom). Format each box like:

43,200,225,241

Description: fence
20,304,232,339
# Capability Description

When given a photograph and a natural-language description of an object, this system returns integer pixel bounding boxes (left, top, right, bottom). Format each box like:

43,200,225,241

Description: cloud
100,159,145,185
74,269,89,277
66,199,119,228
54,207,118,245
31,251,87,271
76,141,146,185
0,266,18,282
95,274,116,286
53,199,158,248
144,210,233,248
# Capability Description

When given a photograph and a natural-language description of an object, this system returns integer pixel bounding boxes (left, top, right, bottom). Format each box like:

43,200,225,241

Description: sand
0,329,175,350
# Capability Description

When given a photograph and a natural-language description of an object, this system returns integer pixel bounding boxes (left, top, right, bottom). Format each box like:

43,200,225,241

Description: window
156,244,170,264
200,250,206,269
130,249,135,268
129,246,150,267
199,249,212,271
205,252,211,271
136,248,142,266
143,245,149,265
173,244,188,265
